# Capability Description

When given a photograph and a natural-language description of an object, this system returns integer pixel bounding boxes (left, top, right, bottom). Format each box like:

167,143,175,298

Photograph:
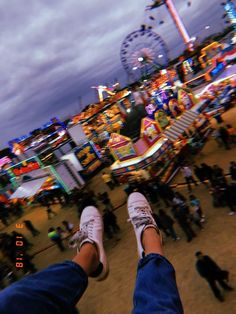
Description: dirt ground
2,108,236,314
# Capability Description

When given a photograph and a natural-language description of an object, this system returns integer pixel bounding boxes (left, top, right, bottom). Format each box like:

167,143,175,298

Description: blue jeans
0,254,183,314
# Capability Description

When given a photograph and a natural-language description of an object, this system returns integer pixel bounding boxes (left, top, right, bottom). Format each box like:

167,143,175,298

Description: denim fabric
133,253,183,314
0,255,183,314
0,261,87,314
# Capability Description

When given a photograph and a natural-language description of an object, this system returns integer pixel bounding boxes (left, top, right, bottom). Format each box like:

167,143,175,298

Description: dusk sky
0,0,226,148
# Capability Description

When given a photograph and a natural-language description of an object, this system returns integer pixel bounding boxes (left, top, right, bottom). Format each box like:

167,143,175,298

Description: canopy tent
163,110,198,142
10,177,48,199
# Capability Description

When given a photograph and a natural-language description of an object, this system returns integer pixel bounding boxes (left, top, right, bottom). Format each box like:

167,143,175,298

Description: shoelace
130,216,155,229
69,219,95,248
127,206,154,228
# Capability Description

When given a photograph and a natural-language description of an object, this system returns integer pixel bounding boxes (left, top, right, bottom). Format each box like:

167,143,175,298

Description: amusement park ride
146,0,194,51
120,27,169,81
91,83,120,102
120,1,196,81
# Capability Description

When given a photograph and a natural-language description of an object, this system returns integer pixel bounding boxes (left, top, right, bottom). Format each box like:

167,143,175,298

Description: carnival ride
146,0,193,50
120,27,169,81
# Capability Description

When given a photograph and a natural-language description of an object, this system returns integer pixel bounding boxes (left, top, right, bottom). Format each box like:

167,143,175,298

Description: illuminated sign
115,143,137,160
0,156,11,169
224,1,236,28
210,62,225,77
75,142,101,174
10,158,41,176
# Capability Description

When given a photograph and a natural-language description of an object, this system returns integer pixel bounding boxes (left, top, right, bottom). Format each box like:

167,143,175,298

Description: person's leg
217,278,233,291
0,206,108,314
193,218,203,229
35,229,40,236
207,279,224,301
127,192,183,314
196,207,204,218
47,211,51,220
190,176,198,186
179,223,193,242
107,181,113,190
187,223,196,238
162,228,171,237
185,177,192,191
56,239,65,252
168,226,179,240
113,222,120,233
164,197,171,207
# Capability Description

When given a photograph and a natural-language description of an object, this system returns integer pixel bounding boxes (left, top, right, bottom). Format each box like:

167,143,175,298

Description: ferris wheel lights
205,25,210,29
132,66,138,70
160,69,167,75
138,57,144,62
158,54,163,58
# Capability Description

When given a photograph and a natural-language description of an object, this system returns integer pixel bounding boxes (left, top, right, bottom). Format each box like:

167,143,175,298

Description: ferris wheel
120,27,169,80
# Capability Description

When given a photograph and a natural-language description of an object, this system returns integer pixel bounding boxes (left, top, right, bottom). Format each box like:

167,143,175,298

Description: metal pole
165,0,192,50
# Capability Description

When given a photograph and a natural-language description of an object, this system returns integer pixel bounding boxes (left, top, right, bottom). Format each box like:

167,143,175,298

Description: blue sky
0,0,226,147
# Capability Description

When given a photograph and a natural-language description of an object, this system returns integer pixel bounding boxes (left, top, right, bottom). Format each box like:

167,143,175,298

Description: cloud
0,0,227,147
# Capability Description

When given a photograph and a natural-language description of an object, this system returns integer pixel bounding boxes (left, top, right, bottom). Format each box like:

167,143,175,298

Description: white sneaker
127,192,161,258
69,206,108,281
228,211,235,216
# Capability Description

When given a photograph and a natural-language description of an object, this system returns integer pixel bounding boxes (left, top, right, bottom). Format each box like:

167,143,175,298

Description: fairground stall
109,103,210,184
68,88,132,146
5,155,85,196
176,41,233,88
196,73,236,117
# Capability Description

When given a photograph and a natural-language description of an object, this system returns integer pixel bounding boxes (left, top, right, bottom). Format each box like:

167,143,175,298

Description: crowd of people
0,151,235,307
212,124,236,150
0,201,24,227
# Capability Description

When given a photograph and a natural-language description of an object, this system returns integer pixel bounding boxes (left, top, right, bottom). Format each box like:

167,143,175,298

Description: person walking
200,163,213,184
211,128,222,147
173,204,196,242
157,182,175,207
24,220,40,237
212,165,226,187
193,165,208,186
56,227,67,240
46,205,57,220
0,202,9,226
195,251,233,302
172,192,186,207
0,193,183,314
158,209,179,241
223,183,236,215
181,166,198,192
229,161,236,181
101,172,114,190
103,208,120,239
226,124,236,143
189,194,205,222
48,227,65,252
62,220,74,234
219,126,230,150
101,192,114,211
